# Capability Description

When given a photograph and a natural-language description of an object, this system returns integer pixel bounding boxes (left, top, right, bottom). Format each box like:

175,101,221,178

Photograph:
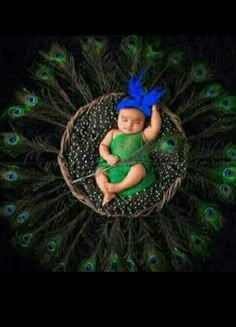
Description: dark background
0,35,236,272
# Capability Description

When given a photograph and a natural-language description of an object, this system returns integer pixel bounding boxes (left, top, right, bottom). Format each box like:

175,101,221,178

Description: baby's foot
99,179,109,194
102,192,116,206
105,182,123,194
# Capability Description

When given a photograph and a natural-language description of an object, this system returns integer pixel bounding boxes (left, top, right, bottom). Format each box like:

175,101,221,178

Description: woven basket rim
58,93,188,218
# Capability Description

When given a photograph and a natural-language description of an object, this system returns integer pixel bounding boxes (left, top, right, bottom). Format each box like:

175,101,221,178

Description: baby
95,75,165,206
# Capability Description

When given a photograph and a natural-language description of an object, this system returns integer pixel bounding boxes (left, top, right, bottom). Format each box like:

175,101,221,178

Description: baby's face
117,108,145,134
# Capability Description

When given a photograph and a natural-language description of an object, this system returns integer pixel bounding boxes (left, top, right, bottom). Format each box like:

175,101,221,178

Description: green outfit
98,132,156,197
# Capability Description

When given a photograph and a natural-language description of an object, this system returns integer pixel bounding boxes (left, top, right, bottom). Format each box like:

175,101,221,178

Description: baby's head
115,73,166,134
117,107,146,134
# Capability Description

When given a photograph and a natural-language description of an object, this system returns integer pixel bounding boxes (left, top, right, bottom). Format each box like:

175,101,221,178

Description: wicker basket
58,93,188,218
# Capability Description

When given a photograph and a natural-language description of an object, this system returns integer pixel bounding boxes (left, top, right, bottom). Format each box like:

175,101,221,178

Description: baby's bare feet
102,193,116,206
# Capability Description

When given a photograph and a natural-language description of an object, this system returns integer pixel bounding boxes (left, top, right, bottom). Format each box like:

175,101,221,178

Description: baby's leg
106,164,146,194
95,168,109,194
95,168,116,206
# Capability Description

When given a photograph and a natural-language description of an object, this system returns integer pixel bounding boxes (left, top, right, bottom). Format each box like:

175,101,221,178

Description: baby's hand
152,104,159,112
106,154,120,166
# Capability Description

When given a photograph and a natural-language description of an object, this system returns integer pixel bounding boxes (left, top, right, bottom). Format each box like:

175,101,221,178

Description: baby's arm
143,105,162,143
99,129,119,166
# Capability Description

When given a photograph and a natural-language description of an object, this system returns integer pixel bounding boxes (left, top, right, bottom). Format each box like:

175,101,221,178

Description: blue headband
116,74,166,117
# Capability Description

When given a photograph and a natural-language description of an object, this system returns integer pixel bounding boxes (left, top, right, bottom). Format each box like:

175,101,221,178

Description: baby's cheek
139,122,145,131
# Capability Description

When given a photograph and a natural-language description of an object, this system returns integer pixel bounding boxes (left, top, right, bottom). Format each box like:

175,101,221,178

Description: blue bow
116,74,166,117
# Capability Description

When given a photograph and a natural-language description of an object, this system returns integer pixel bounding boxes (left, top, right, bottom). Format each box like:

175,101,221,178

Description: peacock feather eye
207,88,215,97
168,51,184,65
94,36,106,47
79,257,96,272
222,99,229,107
110,262,118,272
41,71,49,80
48,44,67,64
17,211,29,224
223,168,234,177
54,263,66,272
194,67,205,80
148,255,159,265
9,136,16,144
222,167,236,184
126,256,137,272
228,149,236,160
204,207,215,220
22,233,32,244
191,62,209,82
47,240,57,252
127,260,133,270
7,170,18,181
7,134,18,145
35,64,54,81
56,52,63,59
84,263,94,272
127,35,137,46
53,52,66,63
156,135,183,153
200,83,224,100
219,184,232,199
167,139,176,146
195,68,203,77
214,96,236,113
147,46,165,60
4,204,16,217
8,106,24,118
26,95,38,107
126,258,136,272
220,184,229,193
